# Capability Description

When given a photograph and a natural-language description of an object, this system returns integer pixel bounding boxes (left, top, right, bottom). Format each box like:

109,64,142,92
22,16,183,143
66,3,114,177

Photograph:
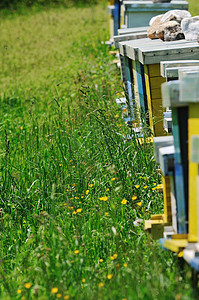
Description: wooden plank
161,81,189,108
159,146,175,177
138,43,199,65
151,98,165,137
174,162,188,234
163,176,172,224
170,175,178,233
144,65,154,133
118,26,149,35
153,136,174,164
164,239,188,253
150,76,166,90
188,110,199,242
114,32,147,49
148,64,161,77
160,60,199,78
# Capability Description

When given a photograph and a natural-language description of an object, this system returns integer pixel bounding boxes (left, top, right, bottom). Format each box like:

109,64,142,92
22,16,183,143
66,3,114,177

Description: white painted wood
138,41,199,65
153,136,174,163
118,26,149,35
160,60,199,78
179,70,199,103
161,81,189,108
114,32,147,49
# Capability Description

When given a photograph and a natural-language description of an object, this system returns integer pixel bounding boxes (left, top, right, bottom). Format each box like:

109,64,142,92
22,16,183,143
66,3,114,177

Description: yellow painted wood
164,239,188,252
148,64,161,77
152,98,165,137
188,104,199,242
120,4,125,26
150,77,166,90
150,88,162,100
172,234,188,239
109,0,114,4
144,65,154,133
163,176,172,224
145,217,166,230
144,65,165,136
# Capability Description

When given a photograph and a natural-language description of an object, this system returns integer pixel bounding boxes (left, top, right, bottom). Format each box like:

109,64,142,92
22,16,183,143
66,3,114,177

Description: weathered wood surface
114,32,147,49
138,40,199,65
160,60,199,78
153,136,174,163
123,0,188,28
159,145,175,177
118,26,149,35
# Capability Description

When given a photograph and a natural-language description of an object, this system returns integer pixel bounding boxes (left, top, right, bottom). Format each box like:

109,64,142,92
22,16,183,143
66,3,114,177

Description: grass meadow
0,0,198,299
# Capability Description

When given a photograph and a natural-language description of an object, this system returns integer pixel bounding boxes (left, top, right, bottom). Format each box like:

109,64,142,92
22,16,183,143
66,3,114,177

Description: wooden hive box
119,38,199,136
122,0,188,28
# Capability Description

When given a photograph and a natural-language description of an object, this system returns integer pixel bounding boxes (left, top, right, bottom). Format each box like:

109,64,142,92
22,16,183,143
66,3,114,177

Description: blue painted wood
174,162,188,234
134,61,148,119
190,257,199,272
159,146,175,177
113,1,121,36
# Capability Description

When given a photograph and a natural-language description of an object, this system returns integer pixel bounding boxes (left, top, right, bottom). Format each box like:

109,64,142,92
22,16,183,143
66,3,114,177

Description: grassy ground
0,1,198,299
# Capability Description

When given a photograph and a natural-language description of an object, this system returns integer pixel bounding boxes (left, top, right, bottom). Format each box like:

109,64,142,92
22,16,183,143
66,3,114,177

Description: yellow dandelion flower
111,178,116,181
88,184,93,187
74,250,79,254
79,201,82,204
20,126,23,130
123,263,128,268
57,294,62,298
70,260,74,264
110,256,114,260
114,115,119,118
63,203,67,206
66,189,69,192
98,282,105,288
75,197,79,199
73,211,77,215
121,199,127,205
152,187,156,191
81,196,84,198
106,188,109,191
105,212,108,216
116,263,120,268
107,274,113,280
85,43,87,46
131,196,137,201
86,190,89,195
64,296,70,300
59,164,62,167
99,196,108,201
17,289,22,294
99,259,103,262
51,287,58,294
122,298,127,300
113,254,118,259
82,279,86,283
137,202,142,206
153,183,157,186
143,186,147,189
76,208,82,213
21,297,25,300
72,166,75,168
156,184,163,189
178,251,183,258
24,283,32,289
135,185,140,189
69,160,73,162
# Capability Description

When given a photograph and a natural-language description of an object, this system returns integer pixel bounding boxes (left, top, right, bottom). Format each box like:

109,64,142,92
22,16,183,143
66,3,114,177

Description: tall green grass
0,1,197,299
